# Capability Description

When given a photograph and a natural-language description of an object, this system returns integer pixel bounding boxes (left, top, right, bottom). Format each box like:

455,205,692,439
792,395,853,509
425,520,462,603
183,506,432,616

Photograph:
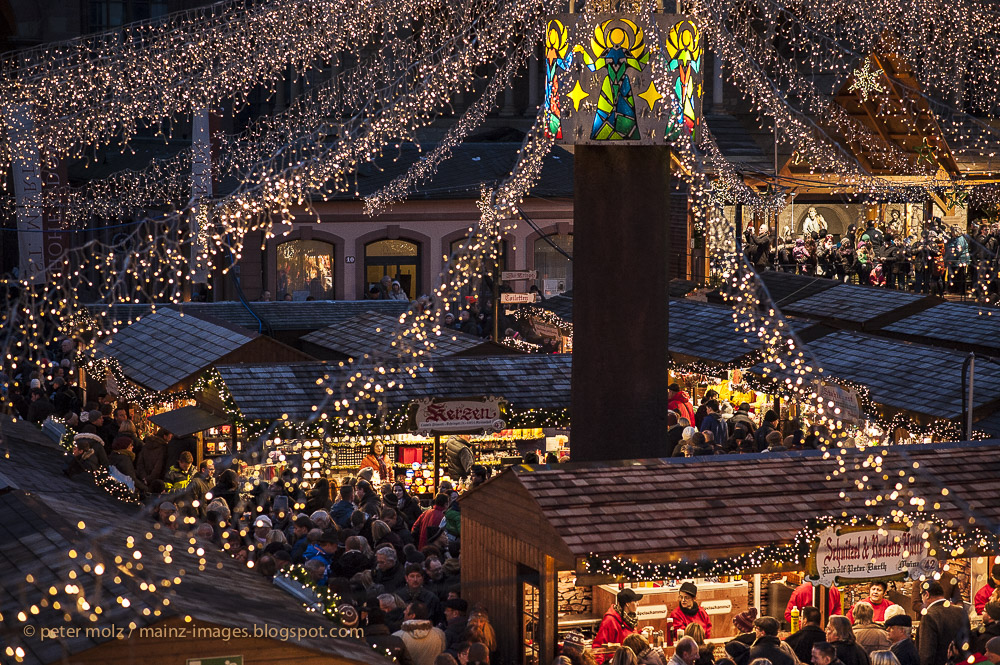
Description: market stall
460,441,1000,665
210,354,572,493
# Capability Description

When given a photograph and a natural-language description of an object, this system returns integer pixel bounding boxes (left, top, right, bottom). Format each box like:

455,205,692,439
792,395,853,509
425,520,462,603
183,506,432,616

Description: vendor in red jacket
975,564,1000,615
785,581,841,623
846,581,894,623
669,582,712,639
668,383,696,425
593,588,642,663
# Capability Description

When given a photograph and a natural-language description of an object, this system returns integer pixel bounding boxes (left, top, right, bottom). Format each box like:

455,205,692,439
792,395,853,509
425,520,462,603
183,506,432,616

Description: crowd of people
743,213,1000,297
560,574,1000,665
666,385,825,457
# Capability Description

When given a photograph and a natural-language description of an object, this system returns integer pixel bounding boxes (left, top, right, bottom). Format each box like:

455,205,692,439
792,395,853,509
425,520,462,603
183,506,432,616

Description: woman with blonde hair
868,652,900,665
825,615,871,665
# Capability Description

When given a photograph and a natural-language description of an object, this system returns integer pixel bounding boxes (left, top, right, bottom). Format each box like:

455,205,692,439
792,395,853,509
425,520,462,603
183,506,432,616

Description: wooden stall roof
668,300,764,366
100,308,313,392
0,417,386,665
750,329,1000,421
779,282,935,331
756,271,842,307
215,354,573,421
86,300,411,332
538,291,575,322
880,302,1000,355
301,310,489,359
461,441,1000,563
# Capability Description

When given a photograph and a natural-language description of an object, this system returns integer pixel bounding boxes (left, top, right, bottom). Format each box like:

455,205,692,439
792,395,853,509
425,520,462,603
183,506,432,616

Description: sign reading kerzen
409,397,507,434
806,525,939,587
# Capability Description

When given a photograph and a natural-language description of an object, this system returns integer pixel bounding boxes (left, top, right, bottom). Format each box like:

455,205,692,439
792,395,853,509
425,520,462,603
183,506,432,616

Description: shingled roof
750,330,1000,420
756,271,841,306
780,282,932,330
668,300,763,365
0,418,386,665
87,300,411,332
462,441,1000,561
100,308,258,391
301,311,487,359
880,301,1000,354
215,354,572,421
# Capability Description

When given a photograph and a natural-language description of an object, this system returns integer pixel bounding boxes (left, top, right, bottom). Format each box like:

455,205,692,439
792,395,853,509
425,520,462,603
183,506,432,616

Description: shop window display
276,239,335,300
533,233,572,296
365,239,420,299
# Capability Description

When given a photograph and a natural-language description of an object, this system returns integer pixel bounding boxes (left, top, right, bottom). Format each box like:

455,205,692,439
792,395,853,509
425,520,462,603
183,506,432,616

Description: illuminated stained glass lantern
544,13,703,145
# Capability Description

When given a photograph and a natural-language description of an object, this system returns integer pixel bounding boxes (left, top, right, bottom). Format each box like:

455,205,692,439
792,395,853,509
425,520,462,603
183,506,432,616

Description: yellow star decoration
567,80,589,111
638,80,662,110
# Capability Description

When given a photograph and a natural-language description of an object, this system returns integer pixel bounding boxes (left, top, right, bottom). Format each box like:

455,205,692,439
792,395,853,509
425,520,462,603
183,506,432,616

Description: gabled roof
880,302,1000,355
756,271,845,307
462,441,1000,560
216,354,573,421
668,300,763,366
87,300,412,332
779,282,933,330
100,308,258,391
751,330,1000,420
0,417,386,665
301,311,487,359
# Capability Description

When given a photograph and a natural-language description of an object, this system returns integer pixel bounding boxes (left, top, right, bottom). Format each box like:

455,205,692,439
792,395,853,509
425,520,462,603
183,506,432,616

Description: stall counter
594,580,749,640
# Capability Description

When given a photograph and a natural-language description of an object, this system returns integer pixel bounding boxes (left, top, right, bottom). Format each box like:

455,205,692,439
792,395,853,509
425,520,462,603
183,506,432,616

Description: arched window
533,233,572,295
276,239,335,300
365,239,420,300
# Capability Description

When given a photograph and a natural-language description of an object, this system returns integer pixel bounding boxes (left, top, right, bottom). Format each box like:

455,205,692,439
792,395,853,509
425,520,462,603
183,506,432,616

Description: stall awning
148,405,229,437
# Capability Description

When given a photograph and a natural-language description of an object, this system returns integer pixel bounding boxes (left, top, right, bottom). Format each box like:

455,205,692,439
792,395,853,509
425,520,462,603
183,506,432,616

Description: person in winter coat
72,432,109,469
946,226,971,294
164,451,195,491
412,493,449,549
850,602,891,654
356,480,382,519
917,580,971,665
373,546,407,592
445,435,474,481
109,436,147,493
623,633,667,665
885,614,918,665
787,606,828,664
778,238,797,273
748,616,793,665
64,436,101,477
330,484,356,529
728,402,757,437
693,390,719,429
593,588,642,664
753,410,779,453
669,582,712,639
209,468,241,514
792,238,810,273
27,389,55,423
393,600,446,665
388,280,410,301
826,615,871,665
973,602,1000,655
304,478,332,513
360,441,393,485
135,428,171,487
668,384,696,425
698,400,728,456
393,482,422,528
366,608,413,665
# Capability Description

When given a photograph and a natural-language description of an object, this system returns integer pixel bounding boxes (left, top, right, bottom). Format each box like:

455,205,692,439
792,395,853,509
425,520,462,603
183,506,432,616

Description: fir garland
585,514,1000,582
278,564,345,623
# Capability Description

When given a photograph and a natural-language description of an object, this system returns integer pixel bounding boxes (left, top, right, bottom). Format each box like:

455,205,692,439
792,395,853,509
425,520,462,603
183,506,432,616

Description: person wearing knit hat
669,581,712,639
732,607,759,634
973,602,1000,655
975,563,1000,615
754,410,780,452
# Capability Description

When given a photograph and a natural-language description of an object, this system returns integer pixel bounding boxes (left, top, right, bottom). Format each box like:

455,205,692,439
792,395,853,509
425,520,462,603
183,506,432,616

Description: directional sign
501,270,537,281
500,293,538,304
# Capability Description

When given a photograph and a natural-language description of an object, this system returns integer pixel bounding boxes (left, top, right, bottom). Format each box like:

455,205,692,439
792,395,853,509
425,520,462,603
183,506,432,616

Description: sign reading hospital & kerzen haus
408,397,507,434
806,524,939,587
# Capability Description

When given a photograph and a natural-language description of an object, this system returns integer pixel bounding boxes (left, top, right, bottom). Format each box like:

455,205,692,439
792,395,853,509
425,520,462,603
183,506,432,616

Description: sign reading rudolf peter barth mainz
806,524,940,587
543,13,703,145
